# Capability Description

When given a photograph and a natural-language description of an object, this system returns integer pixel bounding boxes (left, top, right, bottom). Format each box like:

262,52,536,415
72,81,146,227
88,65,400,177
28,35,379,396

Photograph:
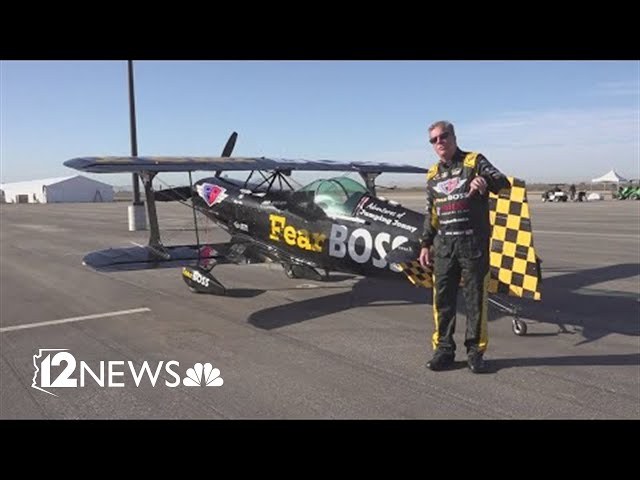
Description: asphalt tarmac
1,194,638,419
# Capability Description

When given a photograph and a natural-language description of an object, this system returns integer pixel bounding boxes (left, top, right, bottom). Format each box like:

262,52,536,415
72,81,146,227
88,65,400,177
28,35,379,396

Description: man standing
419,121,510,373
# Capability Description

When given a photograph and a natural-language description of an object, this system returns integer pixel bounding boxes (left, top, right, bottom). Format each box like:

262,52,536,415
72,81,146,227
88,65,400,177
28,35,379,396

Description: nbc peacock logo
182,362,224,387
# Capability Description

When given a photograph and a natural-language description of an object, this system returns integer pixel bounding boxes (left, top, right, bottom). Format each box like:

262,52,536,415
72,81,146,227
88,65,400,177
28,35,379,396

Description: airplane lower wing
82,234,316,274
82,242,253,272
81,236,327,294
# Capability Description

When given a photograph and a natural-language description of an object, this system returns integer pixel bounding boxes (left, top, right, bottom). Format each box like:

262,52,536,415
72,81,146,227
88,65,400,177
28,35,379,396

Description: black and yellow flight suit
420,149,510,356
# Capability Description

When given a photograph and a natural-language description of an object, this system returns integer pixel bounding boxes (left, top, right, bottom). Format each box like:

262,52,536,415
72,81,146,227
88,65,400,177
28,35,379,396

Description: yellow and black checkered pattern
488,177,541,300
399,261,434,288
397,177,542,301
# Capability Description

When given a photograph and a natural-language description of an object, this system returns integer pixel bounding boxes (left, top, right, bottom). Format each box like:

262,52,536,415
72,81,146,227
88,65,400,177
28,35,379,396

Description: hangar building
0,175,114,204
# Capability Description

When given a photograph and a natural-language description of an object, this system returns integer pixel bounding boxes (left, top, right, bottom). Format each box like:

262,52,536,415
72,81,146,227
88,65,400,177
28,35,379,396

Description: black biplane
64,132,542,335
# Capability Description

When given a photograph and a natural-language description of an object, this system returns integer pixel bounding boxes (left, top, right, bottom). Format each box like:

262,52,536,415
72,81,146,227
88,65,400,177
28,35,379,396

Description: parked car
542,187,568,202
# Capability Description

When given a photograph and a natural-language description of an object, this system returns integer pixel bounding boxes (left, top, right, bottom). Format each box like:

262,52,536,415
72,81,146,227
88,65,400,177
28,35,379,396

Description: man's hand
468,176,488,196
419,246,432,269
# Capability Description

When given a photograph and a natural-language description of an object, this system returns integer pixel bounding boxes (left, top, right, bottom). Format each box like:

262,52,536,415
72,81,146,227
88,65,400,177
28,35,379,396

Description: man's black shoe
467,352,487,374
426,352,455,371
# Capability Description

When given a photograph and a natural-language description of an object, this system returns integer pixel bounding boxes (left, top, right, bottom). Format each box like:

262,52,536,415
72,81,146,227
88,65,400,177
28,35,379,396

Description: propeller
216,131,238,177
221,131,238,158
154,131,238,200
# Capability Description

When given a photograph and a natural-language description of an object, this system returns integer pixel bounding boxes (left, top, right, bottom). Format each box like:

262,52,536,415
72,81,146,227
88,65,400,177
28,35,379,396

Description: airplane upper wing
64,156,428,174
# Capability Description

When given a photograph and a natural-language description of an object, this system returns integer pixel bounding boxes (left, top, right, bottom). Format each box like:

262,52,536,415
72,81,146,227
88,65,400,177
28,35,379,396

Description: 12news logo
32,349,223,397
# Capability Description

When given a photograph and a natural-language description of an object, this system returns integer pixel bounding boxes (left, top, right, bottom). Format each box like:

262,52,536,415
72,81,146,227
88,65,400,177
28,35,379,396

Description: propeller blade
216,131,238,178
221,131,238,157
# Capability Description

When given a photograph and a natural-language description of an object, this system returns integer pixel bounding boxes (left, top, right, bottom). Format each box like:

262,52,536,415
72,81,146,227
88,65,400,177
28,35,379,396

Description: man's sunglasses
429,132,451,144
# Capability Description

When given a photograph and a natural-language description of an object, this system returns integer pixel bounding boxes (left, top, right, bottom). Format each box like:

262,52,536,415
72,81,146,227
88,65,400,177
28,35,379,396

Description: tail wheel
512,318,528,336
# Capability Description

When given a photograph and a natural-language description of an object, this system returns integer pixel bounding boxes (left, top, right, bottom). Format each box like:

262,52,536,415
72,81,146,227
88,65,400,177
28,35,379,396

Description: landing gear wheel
284,264,296,279
512,317,527,336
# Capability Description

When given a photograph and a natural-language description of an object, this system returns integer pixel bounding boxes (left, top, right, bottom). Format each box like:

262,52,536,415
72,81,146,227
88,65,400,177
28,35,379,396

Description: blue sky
1,60,638,188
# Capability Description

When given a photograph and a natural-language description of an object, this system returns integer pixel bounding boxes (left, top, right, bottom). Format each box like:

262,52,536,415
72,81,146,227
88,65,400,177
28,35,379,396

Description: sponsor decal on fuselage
359,201,418,234
268,212,414,270
197,183,228,207
269,214,326,252
328,224,408,270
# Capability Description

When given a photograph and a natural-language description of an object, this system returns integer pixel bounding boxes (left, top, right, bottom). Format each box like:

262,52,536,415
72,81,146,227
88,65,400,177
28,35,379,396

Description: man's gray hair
428,120,456,136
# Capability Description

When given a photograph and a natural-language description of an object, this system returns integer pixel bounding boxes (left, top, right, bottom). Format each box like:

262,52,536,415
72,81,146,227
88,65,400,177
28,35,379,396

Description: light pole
127,60,146,230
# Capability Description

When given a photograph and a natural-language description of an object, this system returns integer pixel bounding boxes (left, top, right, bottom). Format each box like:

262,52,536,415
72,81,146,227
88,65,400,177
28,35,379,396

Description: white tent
0,175,114,203
591,170,627,183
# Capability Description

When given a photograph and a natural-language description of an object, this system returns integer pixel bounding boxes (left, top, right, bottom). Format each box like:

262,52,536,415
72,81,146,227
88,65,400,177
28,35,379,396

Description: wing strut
140,172,169,259
189,171,202,261
360,171,381,196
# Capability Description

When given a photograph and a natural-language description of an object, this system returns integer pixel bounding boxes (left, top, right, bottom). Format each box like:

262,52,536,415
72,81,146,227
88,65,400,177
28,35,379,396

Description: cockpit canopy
298,177,368,216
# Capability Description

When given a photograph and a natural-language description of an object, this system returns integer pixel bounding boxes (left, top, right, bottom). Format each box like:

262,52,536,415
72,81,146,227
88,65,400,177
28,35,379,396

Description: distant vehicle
586,192,604,201
614,185,640,200
542,185,568,202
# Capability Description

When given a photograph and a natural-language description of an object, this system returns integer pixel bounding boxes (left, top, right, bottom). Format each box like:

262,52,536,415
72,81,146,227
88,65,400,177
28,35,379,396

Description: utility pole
127,60,146,230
